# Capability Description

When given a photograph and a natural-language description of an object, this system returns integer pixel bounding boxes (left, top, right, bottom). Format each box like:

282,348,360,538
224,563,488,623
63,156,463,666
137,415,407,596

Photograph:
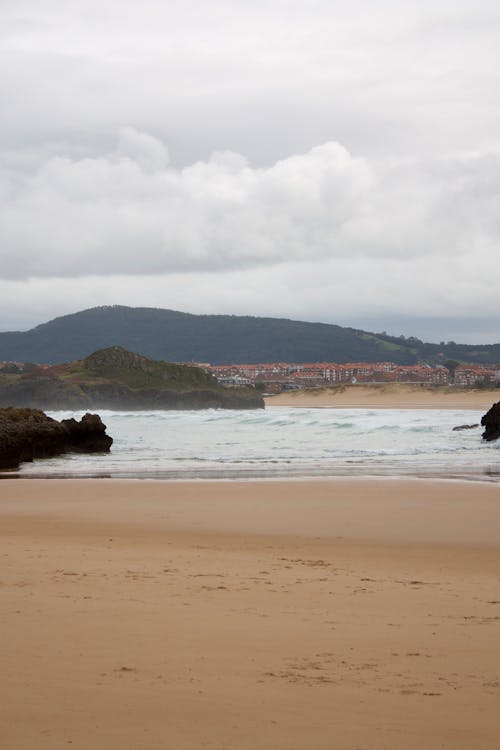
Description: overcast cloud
1,0,500,342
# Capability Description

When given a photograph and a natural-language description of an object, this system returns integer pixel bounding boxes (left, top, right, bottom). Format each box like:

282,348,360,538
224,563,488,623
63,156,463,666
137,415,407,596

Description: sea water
16,406,500,481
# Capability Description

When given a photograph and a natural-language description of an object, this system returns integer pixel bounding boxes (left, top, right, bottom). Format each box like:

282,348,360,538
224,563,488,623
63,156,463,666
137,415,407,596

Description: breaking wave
15,406,499,481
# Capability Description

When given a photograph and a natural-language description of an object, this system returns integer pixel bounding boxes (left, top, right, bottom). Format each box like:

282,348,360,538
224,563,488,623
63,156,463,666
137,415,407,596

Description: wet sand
1,478,500,749
265,383,499,410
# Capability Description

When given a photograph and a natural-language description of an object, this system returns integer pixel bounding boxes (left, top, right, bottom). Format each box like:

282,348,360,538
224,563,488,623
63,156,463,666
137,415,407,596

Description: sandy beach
265,384,500,410
1,477,500,749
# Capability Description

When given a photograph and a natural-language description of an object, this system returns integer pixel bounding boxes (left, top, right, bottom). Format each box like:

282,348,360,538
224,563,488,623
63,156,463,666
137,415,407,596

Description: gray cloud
0,1,500,342
2,1,500,163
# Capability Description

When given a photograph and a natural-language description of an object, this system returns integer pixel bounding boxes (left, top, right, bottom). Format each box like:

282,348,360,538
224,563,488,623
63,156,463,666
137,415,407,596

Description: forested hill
0,346,263,411
1,305,499,366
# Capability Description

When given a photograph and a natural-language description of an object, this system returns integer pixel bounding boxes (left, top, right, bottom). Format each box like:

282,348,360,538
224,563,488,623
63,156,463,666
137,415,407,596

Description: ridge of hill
1,305,499,366
0,346,264,411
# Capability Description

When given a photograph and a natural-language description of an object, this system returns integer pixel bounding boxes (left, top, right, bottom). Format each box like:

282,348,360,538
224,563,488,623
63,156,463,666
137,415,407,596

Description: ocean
15,406,500,481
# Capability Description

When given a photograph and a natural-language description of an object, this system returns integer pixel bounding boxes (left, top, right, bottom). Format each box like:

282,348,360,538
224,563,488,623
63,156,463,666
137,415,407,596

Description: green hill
0,346,264,411
0,305,499,366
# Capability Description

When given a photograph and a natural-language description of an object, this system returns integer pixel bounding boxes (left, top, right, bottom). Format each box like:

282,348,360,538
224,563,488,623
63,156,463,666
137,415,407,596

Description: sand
2,477,500,748
265,383,500,410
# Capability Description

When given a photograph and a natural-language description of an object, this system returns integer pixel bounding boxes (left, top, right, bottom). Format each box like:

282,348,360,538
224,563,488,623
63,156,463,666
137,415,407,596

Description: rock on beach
481,401,500,442
0,408,113,470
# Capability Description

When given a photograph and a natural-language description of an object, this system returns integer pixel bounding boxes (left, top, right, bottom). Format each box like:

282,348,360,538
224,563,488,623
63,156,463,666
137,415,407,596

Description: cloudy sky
1,0,500,342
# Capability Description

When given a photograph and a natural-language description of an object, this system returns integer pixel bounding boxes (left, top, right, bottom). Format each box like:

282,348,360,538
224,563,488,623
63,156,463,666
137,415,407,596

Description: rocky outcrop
59,413,114,453
0,347,265,411
481,401,500,442
0,408,113,470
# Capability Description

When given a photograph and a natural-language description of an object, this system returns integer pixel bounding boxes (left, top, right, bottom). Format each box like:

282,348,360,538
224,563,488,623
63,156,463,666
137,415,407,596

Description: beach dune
1,478,500,749
265,383,500,410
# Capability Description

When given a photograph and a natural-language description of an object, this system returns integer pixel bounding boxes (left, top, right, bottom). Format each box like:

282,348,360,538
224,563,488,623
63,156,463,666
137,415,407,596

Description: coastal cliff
0,408,112,470
0,346,264,411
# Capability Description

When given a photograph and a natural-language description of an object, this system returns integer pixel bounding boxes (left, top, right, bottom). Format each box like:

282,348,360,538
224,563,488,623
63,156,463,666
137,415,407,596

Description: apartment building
454,366,499,387
209,361,451,391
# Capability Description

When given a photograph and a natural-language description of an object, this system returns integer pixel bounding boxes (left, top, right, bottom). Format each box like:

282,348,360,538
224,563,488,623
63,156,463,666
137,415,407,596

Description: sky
1,0,500,343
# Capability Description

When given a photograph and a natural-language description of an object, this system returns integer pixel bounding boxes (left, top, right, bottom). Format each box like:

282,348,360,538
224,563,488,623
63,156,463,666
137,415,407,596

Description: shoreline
2,477,500,749
3,468,500,483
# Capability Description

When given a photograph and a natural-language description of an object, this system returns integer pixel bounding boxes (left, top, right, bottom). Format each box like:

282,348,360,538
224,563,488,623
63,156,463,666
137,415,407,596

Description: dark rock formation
481,401,500,442
452,423,479,431
0,408,112,470
60,413,113,453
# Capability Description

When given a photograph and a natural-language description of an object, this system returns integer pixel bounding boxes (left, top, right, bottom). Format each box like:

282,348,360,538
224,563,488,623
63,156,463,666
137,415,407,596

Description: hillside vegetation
0,346,264,411
0,305,499,365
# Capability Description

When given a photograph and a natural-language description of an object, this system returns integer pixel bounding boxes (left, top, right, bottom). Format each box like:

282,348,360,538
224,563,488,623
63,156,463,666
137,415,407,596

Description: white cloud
1,131,499,284
0,134,374,277
116,127,170,172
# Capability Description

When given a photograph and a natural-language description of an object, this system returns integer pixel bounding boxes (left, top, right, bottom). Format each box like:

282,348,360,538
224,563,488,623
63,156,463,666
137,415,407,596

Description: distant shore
2,477,500,749
265,383,500,410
